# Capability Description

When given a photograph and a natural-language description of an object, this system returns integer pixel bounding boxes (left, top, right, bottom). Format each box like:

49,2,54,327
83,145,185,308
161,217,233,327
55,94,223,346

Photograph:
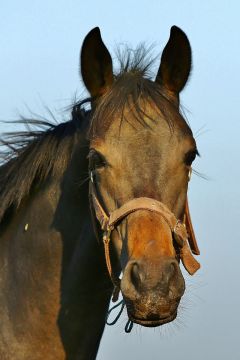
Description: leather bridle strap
184,199,200,255
89,181,200,295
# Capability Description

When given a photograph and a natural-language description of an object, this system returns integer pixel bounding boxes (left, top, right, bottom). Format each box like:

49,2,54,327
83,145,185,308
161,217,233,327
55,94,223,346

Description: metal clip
90,171,94,183
173,220,181,234
103,227,112,244
188,168,192,181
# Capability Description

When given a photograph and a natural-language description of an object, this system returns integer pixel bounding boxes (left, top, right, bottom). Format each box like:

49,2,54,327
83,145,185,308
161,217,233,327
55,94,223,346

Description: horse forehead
91,113,172,152
91,126,192,159
91,99,192,151
91,130,168,157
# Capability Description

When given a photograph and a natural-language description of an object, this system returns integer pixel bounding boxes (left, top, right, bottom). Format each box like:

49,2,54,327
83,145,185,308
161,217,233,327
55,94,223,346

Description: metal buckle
90,171,94,183
103,226,113,244
173,219,181,234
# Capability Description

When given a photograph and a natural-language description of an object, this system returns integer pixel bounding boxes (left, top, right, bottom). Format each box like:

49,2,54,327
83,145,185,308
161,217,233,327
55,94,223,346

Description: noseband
89,176,200,299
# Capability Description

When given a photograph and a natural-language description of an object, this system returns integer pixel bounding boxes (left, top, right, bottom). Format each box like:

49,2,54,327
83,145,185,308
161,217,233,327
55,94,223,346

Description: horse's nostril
170,263,176,277
121,261,143,300
167,260,178,282
130,263,142,290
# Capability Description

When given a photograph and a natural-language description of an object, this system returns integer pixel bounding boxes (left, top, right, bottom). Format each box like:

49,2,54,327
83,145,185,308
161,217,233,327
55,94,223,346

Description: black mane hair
0,112,84,222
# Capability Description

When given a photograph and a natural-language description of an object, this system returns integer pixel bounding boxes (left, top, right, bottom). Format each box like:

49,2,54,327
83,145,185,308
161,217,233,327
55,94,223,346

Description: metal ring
173,220,181,233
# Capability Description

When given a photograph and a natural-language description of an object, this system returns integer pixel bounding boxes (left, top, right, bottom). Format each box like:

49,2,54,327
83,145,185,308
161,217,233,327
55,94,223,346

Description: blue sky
1,1,239,359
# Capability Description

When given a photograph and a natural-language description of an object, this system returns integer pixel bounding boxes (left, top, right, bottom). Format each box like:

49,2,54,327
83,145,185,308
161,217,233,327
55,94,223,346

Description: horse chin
124,297,180,327
128,311,178,327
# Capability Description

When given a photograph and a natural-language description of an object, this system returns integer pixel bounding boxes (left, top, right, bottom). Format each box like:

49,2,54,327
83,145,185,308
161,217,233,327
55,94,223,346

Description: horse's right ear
156,26,191,96
81,27,113,98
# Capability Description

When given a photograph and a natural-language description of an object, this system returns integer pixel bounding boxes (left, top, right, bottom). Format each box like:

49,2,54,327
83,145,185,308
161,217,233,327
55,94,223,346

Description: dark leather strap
109,197,178,230
185,199,200,255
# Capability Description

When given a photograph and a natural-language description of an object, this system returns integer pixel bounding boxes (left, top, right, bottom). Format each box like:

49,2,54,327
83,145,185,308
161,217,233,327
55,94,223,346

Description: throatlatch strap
185,198,200,255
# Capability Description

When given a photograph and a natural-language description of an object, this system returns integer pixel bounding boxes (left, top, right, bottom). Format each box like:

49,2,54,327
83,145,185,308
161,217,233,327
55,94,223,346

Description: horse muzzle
89,179,200,329
121,257,185,327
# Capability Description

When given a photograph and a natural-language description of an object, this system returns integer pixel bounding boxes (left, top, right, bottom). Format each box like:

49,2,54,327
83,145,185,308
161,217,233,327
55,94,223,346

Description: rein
89,175,200,302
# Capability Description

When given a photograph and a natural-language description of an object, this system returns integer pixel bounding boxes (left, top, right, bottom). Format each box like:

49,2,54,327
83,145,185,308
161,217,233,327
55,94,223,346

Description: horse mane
0,108,86,223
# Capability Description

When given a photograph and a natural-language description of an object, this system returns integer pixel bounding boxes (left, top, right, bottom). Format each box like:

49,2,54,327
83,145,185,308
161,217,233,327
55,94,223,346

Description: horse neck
52,139,113,358
0,133,112,359
53,139,112,291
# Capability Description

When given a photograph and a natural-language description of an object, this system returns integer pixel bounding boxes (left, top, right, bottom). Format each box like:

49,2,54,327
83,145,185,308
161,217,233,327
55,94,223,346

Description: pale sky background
1,1,239,359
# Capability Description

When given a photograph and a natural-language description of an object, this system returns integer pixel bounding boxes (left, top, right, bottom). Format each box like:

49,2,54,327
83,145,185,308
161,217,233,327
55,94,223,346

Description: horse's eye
88,150,106,170
184,149,199,167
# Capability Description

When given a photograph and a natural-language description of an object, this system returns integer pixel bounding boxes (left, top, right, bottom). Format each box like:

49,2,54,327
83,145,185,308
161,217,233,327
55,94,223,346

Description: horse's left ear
156,26,191,95
81,27,113,98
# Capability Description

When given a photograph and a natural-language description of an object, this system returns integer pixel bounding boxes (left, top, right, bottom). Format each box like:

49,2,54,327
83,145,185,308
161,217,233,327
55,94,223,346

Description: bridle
89,173,200,301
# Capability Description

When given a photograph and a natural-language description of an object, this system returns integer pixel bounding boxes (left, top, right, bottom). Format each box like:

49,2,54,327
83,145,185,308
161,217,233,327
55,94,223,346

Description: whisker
195,128,210,139
194,124,206,135
192,168,209,180
77,175,90,187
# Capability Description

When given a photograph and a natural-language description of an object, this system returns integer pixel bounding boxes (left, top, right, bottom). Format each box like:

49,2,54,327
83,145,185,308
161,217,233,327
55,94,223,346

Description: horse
0,26,200,359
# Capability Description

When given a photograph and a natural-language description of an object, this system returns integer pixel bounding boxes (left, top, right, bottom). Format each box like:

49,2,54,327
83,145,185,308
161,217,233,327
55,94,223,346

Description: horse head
81,27,200,327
